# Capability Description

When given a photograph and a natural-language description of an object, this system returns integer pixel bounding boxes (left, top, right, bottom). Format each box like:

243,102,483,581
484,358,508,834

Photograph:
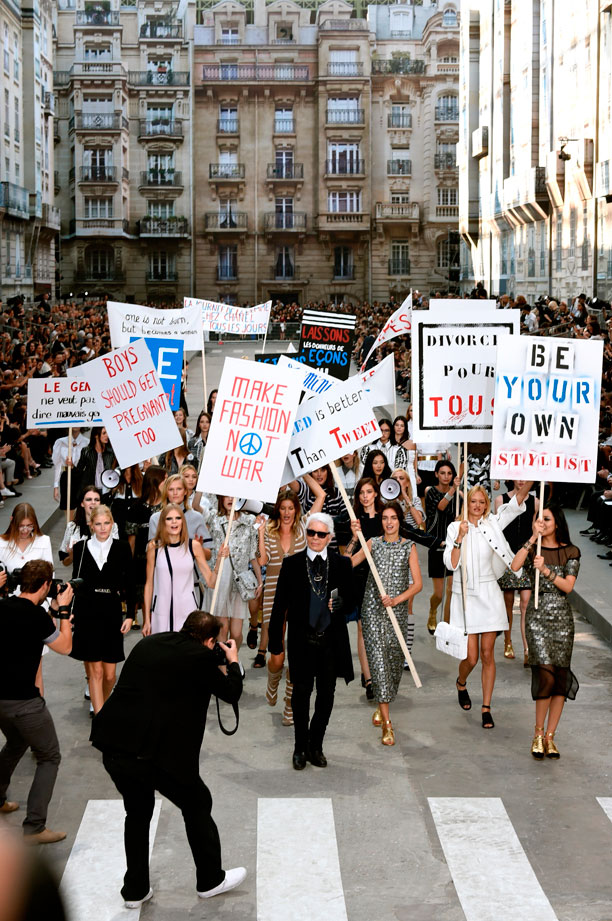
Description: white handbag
434,621,468,660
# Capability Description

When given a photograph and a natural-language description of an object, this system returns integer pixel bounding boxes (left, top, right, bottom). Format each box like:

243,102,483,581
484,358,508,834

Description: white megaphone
101,468,121,490
380,478,401,501
235,497,278,517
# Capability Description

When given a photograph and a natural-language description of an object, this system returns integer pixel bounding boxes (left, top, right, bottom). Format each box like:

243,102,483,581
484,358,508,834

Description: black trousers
291,636,337,753
102,752,224,900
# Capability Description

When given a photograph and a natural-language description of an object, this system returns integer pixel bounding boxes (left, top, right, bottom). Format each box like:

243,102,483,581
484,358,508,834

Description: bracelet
547,570,556,583
522,540,533,551
453,540,462,549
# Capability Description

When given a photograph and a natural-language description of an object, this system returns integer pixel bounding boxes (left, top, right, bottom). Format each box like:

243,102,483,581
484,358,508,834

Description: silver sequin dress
525,545,580,701
361,537,414,704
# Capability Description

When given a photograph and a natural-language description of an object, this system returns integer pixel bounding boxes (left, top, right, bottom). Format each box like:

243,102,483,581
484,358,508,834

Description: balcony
263,212,306,231
390,31,411,39
472,126,488,160
42,203,61,230
73,113,128,131
201,64,310,82
387,159,412,176
434,153,457,170
53,70,71,86
274,119,294,134
43,92,54,116
326,62,364,77
219,35,240,44
128,71,190,86
319,19,368,30
326,108,364,125
79,166,118,182
140,22,182,39
139,170,183,187
318,212,370,230
503,166,550,221
68,218,130,235
375,202,419,223
139,119,183,139
436,62,460,75
324,159,365,176
71,61,126,78
435,206,459,217
209,163,245,180
54,170,60,192
372,59,425,75
146,270,178,283
139,217,189,236
204,213,248,231
435,106,459,122
268,265,300,280
30,192,42,219
217,118,239,134
0,182,29,219
75,10,121,26
266,163,304,180
388,113,412,129
388,258,411,275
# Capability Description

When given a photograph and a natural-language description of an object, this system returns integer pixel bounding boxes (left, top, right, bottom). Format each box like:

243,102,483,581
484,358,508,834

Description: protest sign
108,301,202,349
288,380,381,476
360,293,412,370
70,339,181,468
254,352,284,365
412,306,520,441
297,309,356,380
130,337,183,412
27,378,103,428
350,353,396,409
185,297,272,336
277,355,338,398
198,358,302,502
429,298,497,313
490,337,603,483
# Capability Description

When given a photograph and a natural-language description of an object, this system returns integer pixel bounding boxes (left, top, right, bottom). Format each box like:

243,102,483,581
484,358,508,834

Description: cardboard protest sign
491,337,603,483
70,339,182,468
360,294,412,370
185,297,272,335
350,353,396,409
130,337,183,412
27,378,103,428
298,309,356,380
412,306,520,441
254,352,284,365
108,301,202,349
277,355,338,398
198,358,302,502
288,380,381,476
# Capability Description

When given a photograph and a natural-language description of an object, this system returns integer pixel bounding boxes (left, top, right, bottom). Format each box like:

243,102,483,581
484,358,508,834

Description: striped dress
262,520,307,626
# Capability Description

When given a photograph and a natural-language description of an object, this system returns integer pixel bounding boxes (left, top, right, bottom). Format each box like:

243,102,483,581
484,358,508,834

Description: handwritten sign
108,301,202,349
185,297,272,335
130,337,183,412
198,358,302,501
277,355,338,398
491,337,603,483
297,309,356,380
360,293,412,369
254,352,284,365
70,339,182,468
27,378,103,427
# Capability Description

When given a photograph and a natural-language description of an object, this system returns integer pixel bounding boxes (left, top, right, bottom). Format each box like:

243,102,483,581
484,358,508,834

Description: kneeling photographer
0,559,74,845
90,610,246,910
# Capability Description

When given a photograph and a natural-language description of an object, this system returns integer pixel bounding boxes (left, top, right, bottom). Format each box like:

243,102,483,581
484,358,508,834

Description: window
569,208,576,258
13,33,18,80
4,90,9,136
83,95,113,113
390,241,410,275
275,23,293,43
14,96,19,138
555,211,563,271
147,153,174,182
3,26,9,73
389,148,411,174
389,103,411,128
436,188,458,214
329,49,359,76
14,233,20,277
527,225,535,277
328,191,361,213
442,9,458,27
218,244,237,279
86,246,114,279
274,197,294,228
220,27,239,45
149,251,175,280
436,141,456,168
83,148,112,180
84,198,113,218
219,198,239,228
218,105,237,132
391,193,411,204
147,200,174,218
436,94,458,120
84,45,112,60
327,143,361,175
274,148,294,178
146,105,174,133
390,9,411,35
581,204,589,271
5,233,10,275
540,224,547,276
274,107,293,133
275,246,294,278
327,97,361,123
334,246,353,278
500,233,508,276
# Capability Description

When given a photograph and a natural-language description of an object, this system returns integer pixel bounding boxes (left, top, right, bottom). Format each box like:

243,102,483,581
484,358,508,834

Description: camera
50,577,85,597
212,642,228,666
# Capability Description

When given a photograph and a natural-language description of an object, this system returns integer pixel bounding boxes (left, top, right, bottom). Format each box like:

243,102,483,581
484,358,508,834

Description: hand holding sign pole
534,479,546,609
461,441,468,615
208,498,237,618
66,428,73,526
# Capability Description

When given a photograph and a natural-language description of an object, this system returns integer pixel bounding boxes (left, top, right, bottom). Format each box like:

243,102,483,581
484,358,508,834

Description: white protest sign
185,297,272,335
429,298,497,312
490,337,603,483
277,355,338,398
107,301,202,349
198,358,302,502
27,378,103,428
70,339,182,468
412,306,520,441
350,353,396,409
288,380,381,476
360,293,412,369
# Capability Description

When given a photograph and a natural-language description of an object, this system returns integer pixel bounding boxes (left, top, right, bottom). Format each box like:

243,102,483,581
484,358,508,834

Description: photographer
0,560,73,845
91,610,246,909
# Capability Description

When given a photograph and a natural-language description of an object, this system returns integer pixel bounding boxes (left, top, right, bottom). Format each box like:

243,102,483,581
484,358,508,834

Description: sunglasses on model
306,528,329,539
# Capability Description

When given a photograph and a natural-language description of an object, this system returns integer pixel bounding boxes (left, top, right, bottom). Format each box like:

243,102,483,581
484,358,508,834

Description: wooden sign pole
208,496,237,618
461,441,468,613
66,428,73,526
534,480,545,609
201,333,208,408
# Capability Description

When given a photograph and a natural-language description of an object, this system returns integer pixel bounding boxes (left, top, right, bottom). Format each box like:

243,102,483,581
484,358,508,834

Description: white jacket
443,495,526,594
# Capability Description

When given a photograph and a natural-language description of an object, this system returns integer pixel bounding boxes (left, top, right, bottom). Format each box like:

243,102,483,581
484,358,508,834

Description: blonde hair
391,468,414,503
155,503,189,548
161,474,188,508
89,505,114,526
459,485,490,520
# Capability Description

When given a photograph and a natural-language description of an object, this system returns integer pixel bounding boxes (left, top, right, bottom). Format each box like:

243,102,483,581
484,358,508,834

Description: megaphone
380,478,401,501
101,468,121,490
235,498,278,517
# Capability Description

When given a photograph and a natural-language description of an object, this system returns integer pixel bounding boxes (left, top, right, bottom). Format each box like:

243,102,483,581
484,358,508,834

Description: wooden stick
66,428,73,526
330,463,422,689
201,333,208,409
208,496,237,618
461,441,468,615
534,480,545,609
456,444,461,516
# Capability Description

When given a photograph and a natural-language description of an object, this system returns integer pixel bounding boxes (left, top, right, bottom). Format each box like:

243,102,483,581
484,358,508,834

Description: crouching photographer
0,560,74,844
90,610,247,910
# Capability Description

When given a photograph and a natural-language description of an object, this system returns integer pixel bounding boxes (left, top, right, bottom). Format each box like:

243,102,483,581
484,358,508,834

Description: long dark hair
362,450,392,483
141,465,166,505
434,459,457,478
353,477,383,517
391,415,408,446
544,501,572,546
73,485,102,533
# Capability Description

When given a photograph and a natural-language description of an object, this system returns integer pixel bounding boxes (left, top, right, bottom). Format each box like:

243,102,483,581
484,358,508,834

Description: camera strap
215,696,239,736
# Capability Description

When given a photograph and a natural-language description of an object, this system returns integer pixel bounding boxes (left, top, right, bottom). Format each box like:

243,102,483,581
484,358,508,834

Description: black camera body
212,642,227,666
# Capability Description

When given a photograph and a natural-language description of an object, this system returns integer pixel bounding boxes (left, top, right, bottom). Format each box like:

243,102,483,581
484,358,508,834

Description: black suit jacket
90,632,242,779
268,549,355,684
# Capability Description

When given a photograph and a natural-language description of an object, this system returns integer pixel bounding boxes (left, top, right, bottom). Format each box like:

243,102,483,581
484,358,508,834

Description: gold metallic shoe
504,641,515,659
544,731,560,759
372,707,383,727
531,727,545,759
381,721,395,746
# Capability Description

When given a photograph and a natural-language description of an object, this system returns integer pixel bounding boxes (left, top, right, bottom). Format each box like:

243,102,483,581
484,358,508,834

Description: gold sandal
381,720,395,746
544,731,560,759
531,726,545,759
504,641,515,659
372,707,383,727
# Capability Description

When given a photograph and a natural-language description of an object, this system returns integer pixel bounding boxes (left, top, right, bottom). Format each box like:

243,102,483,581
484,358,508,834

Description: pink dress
151,542,198,633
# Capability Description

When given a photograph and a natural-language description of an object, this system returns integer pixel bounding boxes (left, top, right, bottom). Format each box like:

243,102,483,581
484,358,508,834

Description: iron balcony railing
209,164,245,179
387,159,412,176
372,59,425,75
388,113,412,128
139,170,183,186
434,153,457,169
128,71,190,86
75,10,120,25
325,159,365,175
139,22,182,38
74,113,128,130
266,163,304,179
435,106,459,122
79,166,117,182
139,119,183,137
204,213,248,230
264,212,306,230
139,217,189,236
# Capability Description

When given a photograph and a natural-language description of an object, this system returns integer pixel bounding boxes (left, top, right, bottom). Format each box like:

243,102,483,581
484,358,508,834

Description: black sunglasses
306,528,329,539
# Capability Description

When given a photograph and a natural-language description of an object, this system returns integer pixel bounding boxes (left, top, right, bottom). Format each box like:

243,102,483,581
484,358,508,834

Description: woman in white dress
443,481,532,728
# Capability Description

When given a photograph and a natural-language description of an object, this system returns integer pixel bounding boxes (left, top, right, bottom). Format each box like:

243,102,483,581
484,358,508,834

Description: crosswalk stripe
428,797,559,921
597,797,612,823
257,798,348,921
60,799,161,920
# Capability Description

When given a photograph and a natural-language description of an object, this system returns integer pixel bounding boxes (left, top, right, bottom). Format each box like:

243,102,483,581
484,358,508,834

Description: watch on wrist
57,606,71,620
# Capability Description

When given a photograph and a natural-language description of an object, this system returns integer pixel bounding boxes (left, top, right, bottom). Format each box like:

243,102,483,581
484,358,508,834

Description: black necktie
312,554,324,575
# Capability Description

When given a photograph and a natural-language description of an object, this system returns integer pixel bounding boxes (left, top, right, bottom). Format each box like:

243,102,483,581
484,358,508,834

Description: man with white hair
268,512,356,770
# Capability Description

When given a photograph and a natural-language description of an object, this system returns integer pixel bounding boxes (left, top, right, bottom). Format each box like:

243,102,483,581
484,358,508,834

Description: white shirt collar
307,547,328,562
87,534,113,569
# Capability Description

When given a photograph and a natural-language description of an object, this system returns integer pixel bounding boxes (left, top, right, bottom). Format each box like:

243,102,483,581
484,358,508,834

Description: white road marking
60,799,161,920
257,798,348,921
429,797,558,921
597,797,612,824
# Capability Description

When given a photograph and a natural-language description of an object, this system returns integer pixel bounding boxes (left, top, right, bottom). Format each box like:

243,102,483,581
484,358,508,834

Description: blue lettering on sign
239,431,262,455
130,336,183,411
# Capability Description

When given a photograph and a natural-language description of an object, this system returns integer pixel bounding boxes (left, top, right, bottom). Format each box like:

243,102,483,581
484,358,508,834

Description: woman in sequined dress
511,504,580,760
348,501,422,746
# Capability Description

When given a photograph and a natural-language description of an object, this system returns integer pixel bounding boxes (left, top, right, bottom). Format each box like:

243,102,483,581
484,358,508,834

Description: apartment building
458,0,612,304
53,0,194,302
0,0,59,302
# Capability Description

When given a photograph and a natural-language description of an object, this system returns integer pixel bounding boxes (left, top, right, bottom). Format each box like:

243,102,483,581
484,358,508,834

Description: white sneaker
197,867,247,899
124,888,153,909
0,488,15,497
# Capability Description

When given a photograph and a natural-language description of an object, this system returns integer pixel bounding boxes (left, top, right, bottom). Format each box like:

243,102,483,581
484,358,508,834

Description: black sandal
365,678,374,701
253,649,266,668
481,705,494,729
246,624,259,650
456,678,471,710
